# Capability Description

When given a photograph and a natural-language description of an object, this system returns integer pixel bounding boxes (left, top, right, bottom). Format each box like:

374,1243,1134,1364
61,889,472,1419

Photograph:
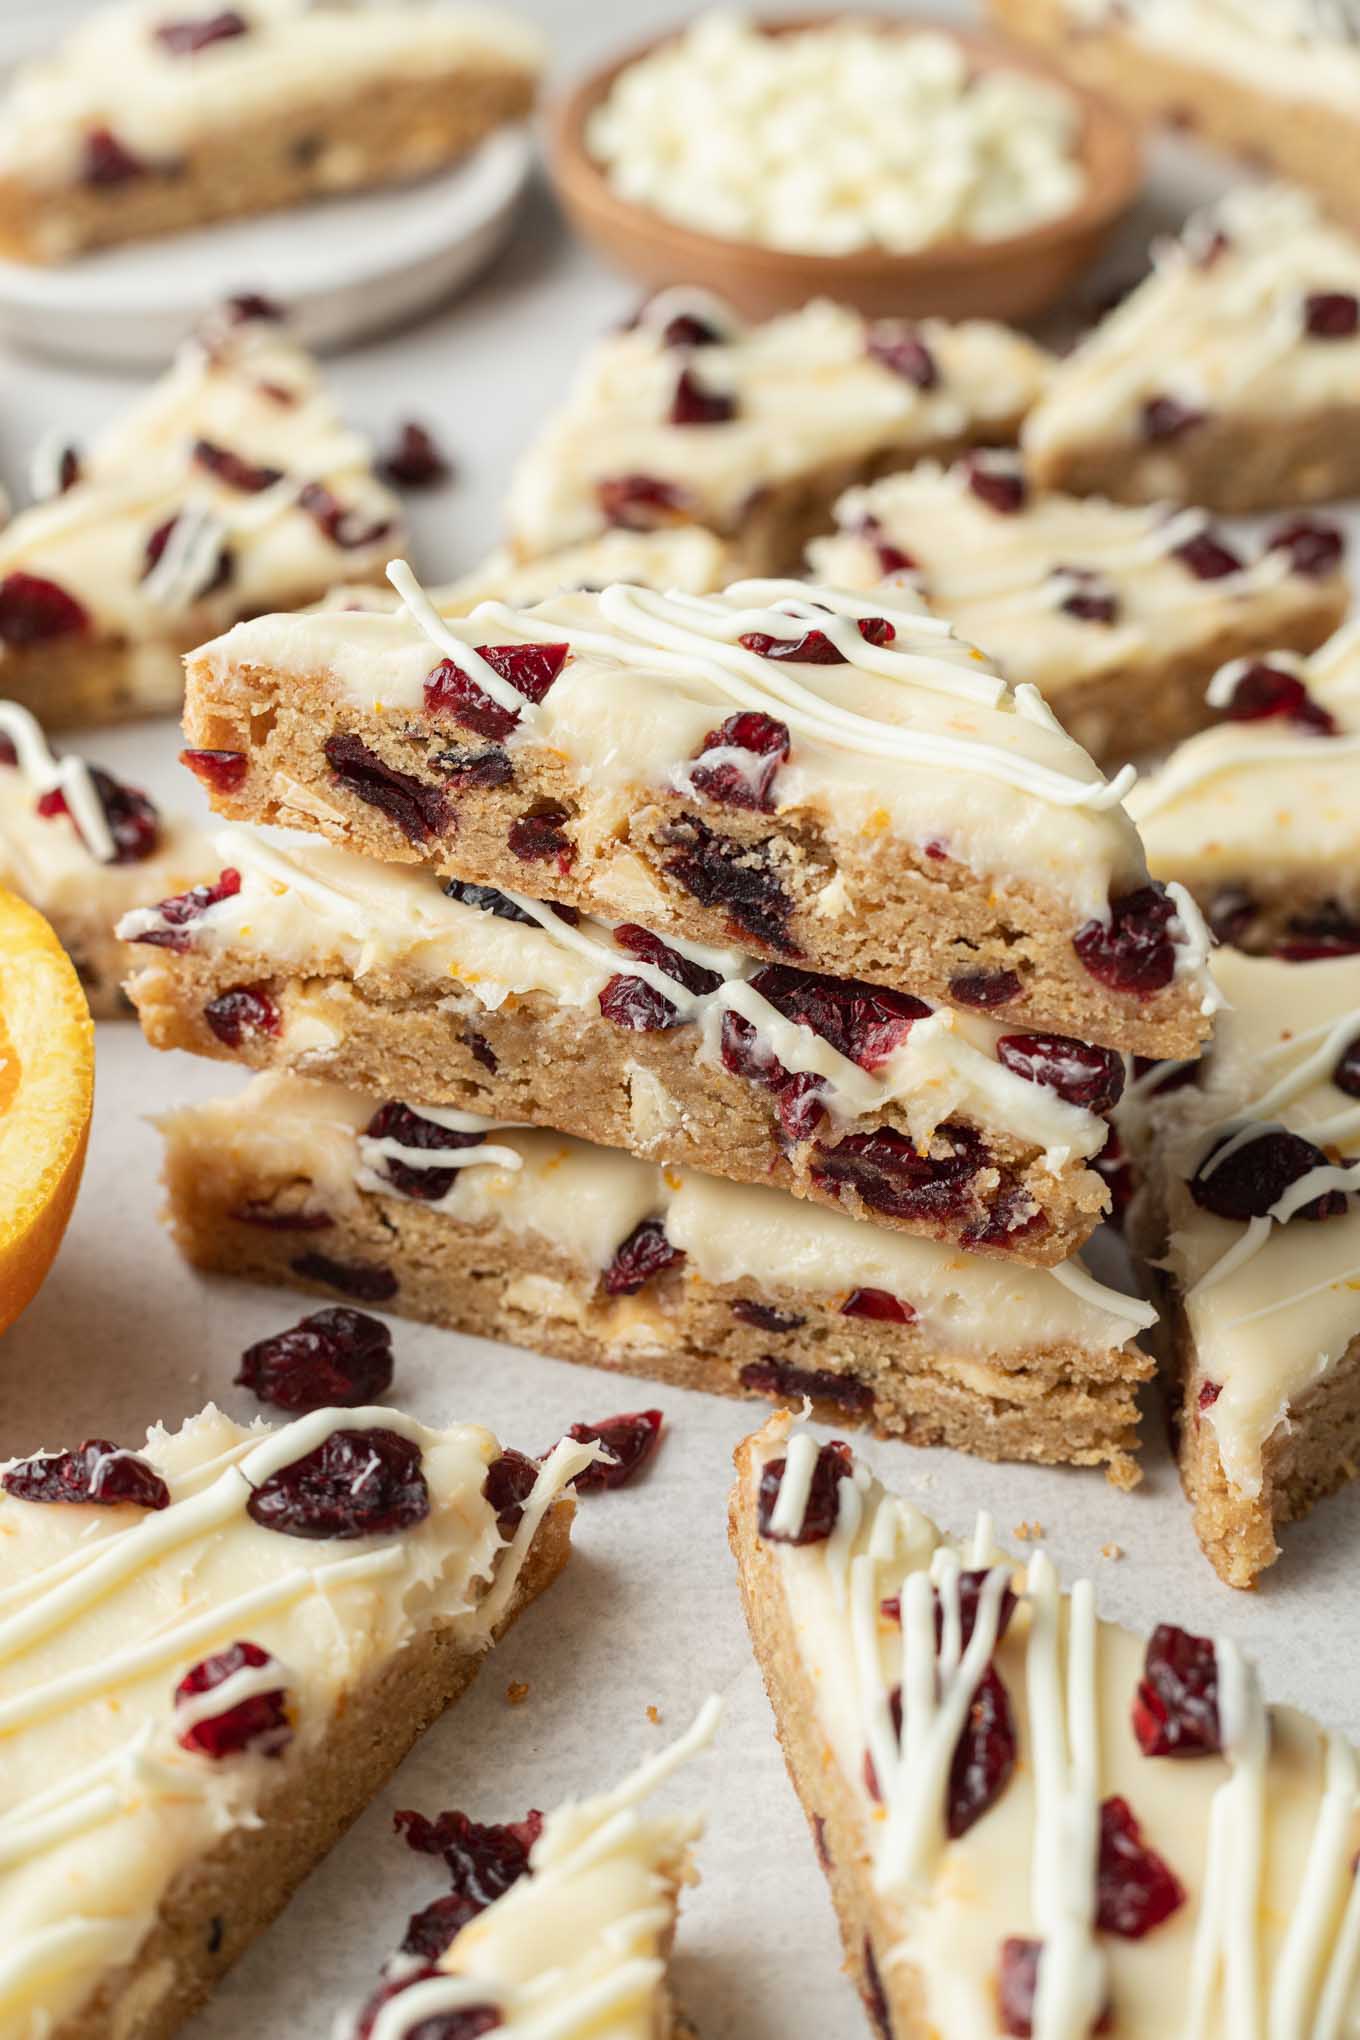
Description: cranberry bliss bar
807,455,1347,769
732,1410,1360,2037
1023,186,1360,513
180,574,1216,1058
1124,946,1360,1588
503,292,1051,574
0,0,544,264
0,1401,588,2039
0,298,404,730
158,1073,1155,1484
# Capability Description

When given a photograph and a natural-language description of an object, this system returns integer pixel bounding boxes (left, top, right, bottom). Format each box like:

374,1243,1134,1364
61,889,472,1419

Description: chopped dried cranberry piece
739,616,894,665
756,1440,854,1544
247,1426,428,1540
175,1640,290,1759
443,880,538,925
1219,660,1337,734
1277,900,1360,961
1056,568,1119,625
437,745,514,788
560,1410,664,1491
222,292,284,325
739,1357,874,1416
720,1007,783,1091
1333,1035,1360,1097
2,1439,170,1510
1141,395,1205,442
380,420,452,489
1173,527,1243,580
812,1124,985,1223
599,923,721,1030
867,323,939,388
154,10,249,54
961,1187,1047,1252
237,1307,394,1413
1304,291,1360,339
1096,1796,1185,1936
0,734,14,767
732,1298,806,1332
231,1200,333,1231
1188,1127,1346,1222
466,1030,498,1074
660,814,799,954
1198,1379,1222,1410
141,513,233,597
483,1450,539,1533
862,1938,893,2038
180,746,247,793
602,1218,684,1295
192,437,282,494
948,968,1021,1009
998,1939,1042,2037
365,1099,485,1201
689,710,791,813
298,481,393,551
203,983,280,1048
354,1970,502,2040
1267,517,1346,579
840,1287,915,1323
597,474,690,529
507,802,574,869
749,964,928,1068
776,1071,827,1141
857,515,917,577
948,1664,1017,1838
128,867,241,952
966,459,1027,514
996,1034,1125,1112
0,571,90,645
38,764,160,863
1133,1623,1221,1757
325,733,450,843
655,307,723,348
424,642,568,741
289,1251,397,1302
1074,885,1178,996
395,1803,541,1950
669,367,736,425
401,1893,476,1959
82,126,147,185
935,1568,1018,1653
614,922,723,997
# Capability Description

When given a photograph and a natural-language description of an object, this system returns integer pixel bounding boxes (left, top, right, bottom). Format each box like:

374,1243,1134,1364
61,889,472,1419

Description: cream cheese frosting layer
504,295,1050,558
744,1413,1360,2038
0,1402,591,2040
171,1072,1155,1359
195,572,1171,933
0,0,544,190
808,458,1336,700
1064,0,1360,117
1132,947,1360,1497
118,822,1112,1168
0,308,402,643
1128,622,1360,894
1024,185,1360,455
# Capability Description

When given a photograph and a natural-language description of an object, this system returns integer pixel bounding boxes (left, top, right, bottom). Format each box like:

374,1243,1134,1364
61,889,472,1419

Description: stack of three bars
123,569,1216,1485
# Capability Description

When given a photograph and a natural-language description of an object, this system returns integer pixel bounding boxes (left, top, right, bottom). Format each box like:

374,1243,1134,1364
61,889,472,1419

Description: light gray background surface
5,6,1360,2036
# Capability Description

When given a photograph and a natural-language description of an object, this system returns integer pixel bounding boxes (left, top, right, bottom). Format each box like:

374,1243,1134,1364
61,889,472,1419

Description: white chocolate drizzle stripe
1269,1735,1359,2037
1027,1559,1105,2039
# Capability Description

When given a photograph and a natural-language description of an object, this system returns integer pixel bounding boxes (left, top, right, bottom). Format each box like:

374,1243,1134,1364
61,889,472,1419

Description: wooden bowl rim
548,10,1143,285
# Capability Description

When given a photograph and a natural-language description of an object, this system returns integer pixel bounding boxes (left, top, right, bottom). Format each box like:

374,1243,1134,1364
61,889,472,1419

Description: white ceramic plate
0,124,535,367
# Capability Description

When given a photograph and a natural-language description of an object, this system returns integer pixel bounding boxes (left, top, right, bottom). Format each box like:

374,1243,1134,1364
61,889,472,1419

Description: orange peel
0,886,94,1336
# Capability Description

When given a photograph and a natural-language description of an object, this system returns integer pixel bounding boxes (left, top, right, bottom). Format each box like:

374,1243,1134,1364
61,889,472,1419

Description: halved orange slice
0,887,94,1335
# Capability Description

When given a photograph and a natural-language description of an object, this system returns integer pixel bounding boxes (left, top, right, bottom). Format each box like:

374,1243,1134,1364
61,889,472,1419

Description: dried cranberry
598,923,721,1030
437,746,514,788
602,1218,684,1295
483,1450,539,1533
247,1426,428,1539
192,438,282,494
948,1664,1017,1838
867,324,938,388
1132,1623,1221,1757
998,1939,1042,2037
180,746,247,793
0,571,90,645
669,367,736,425
1056,568,1119,626
1141,395,1205,442
948,968,1021,1009
231,1201,333,1231
739,1358,874,1416
222,292,284,325
857,515,917,576
560,1410,664,1491
325,733,450,843
82,127,147,185
756,1440,854,1545
128,867,241,952
175,1641,290,1759
597,474,690,529
961,1187,1047,1252
237,1307,393,1413
1188,1127,1345,1222
203,983,280,1048
750,964,928,1068
935,1568,1018,1654
507,802,574,868
1096,1795,1185,1936
689,710,791,813
43,443,82,496
739,616,893,665
424,643,568,742
812,1124,984,1223
38,764,160,863
380,421,452,489
2,1439,170,1510
966,460,1027,514
1333,1035,1360,1097
996,1034,1125,1111
1173,528,1243,580
466,1030,498,1074
840,1287,915,1323
354,1970,502,2040
298,482,393,551
1073,886,1178,996
660,815,799,954
862,1939,893,2038
443,880,538,925
0,735,16,768
776,1072,828,1141
1277,901,1360,961
1268,517,1346,579
1304,291,1360,339
154,10,249,55
396,1803,541,1955
654,306,723,347
731,1298,806,1332
1219,660,1336,734
290,1251,398,1302
365,1100,486,1201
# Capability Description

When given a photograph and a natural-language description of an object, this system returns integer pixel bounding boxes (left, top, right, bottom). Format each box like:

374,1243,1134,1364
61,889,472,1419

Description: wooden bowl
547,14,1142,325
